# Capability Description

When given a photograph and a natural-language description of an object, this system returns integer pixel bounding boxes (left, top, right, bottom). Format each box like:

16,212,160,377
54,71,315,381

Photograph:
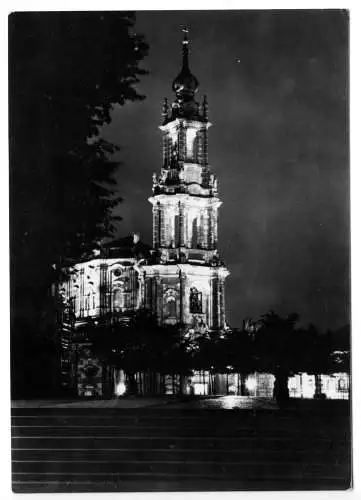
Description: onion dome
172,29,199,99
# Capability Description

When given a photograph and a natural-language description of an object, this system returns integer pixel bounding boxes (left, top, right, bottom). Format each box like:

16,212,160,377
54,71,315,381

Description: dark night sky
101,10,349,331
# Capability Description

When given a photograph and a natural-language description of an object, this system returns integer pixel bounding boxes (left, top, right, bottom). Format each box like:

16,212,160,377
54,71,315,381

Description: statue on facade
190,287,202,313
160,169,168,183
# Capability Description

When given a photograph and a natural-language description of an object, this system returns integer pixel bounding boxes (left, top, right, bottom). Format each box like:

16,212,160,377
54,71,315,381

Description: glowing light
115,382,127,396
193,383,208,395
246,377,257,392
220,396,241,409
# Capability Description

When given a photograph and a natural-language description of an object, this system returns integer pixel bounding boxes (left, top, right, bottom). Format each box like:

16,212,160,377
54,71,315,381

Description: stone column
79,268,85,318
214,209,218,248
178,122,185,163
179,202,185,247
152,206,159,248
99,263,108,316
207,207,213,249
162,133,170,167
155,277,162,324
196,130,203,164
159,206,165,247
203,127,209,165
212,278,219,330
178,271,186,325
151,277,157,315
219,279,225,328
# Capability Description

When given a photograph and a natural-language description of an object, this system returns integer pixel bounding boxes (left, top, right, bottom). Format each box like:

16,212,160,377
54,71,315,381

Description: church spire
172,27,199,99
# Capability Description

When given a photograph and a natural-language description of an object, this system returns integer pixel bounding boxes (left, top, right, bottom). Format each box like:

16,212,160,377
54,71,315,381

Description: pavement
12,397,172,409
12,395,279,410
11,395,350,414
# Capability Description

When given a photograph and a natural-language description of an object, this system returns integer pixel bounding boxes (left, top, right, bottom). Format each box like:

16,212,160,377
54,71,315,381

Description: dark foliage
9,12,148,397
85,312,190,395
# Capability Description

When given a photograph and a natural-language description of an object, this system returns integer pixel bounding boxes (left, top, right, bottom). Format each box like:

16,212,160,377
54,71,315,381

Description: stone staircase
11,405,351,492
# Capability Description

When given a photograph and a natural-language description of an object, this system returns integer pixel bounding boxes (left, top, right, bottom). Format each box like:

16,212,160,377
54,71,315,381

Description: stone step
12,448,348,463
11,415,349,429
10,402,351,417
11,425,348,439
12,476,351,493
11,405,351,492
12,436,348,450
12,461,349,480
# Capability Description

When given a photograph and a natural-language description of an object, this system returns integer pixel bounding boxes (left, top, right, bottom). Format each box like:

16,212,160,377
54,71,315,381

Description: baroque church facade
59,32,230,397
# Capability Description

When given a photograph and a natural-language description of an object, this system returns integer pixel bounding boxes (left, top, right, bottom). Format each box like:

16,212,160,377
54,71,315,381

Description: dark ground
11,396,351,492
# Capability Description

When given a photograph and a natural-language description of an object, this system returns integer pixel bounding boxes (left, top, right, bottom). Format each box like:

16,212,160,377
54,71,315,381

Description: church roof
102,234,151,260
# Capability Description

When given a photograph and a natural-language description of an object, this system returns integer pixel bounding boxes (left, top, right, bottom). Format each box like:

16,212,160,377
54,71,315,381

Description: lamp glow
246,377,257,392
116,382,127,396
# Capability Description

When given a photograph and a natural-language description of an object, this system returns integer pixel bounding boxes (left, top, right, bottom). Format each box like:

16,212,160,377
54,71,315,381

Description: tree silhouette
293,324,332,398
84,312,191,396
9,12,148,397
227,328,256,395
255,310,300,405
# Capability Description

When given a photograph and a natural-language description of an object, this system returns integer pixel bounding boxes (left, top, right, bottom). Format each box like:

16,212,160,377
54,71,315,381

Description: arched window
190,287,202,313
165,297,177,318
186,128,197,160
163,288,178,318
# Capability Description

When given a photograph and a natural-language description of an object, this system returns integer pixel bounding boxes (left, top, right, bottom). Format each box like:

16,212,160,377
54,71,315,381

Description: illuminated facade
142,30,229,331
60,33,229,334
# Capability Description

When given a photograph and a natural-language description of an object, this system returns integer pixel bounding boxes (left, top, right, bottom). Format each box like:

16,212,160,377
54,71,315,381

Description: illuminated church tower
143,30,229,332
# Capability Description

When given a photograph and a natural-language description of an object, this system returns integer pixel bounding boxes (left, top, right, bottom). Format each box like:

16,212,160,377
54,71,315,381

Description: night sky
101,10,349,331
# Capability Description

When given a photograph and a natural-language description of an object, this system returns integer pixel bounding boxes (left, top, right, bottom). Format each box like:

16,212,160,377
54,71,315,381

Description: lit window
186,129,197,159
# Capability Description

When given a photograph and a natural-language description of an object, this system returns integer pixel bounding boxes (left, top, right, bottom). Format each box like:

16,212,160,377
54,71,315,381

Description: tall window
165,297,177,318
190,287,202,313
163,289,178,318
186,128,197,160
174,214,180,247
191,218,198,248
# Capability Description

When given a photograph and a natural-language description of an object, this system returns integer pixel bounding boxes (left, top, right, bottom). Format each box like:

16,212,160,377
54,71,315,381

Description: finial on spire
182,26,189,39
181,26,190,71
172,26,199,103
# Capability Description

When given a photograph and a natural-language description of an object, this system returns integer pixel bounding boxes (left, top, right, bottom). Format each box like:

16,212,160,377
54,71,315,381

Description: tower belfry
144,30,230,332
